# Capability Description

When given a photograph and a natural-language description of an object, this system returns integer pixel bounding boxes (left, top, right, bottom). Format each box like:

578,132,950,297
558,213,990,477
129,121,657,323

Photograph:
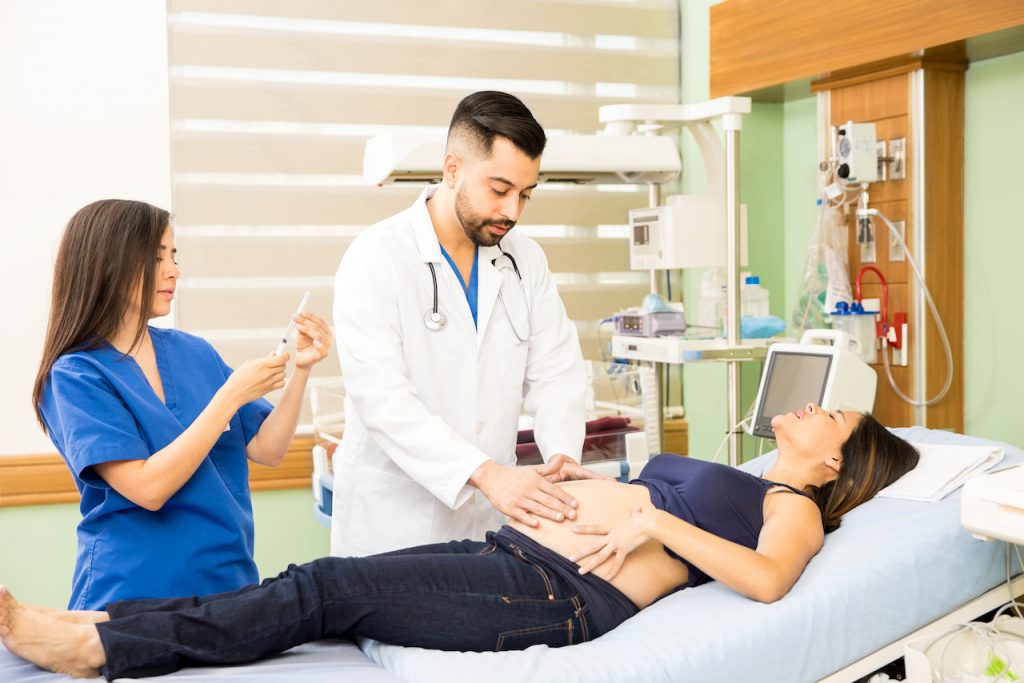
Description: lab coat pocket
497,341,529,391
345,467,435,554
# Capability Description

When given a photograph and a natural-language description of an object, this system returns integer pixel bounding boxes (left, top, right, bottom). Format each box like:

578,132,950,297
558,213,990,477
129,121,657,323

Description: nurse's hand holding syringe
246,294,334,466
220,354,290,406
221,291,320,405
220,290,330,405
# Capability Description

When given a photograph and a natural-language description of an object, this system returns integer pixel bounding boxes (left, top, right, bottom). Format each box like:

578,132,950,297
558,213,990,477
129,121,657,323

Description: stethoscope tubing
424,247,529,341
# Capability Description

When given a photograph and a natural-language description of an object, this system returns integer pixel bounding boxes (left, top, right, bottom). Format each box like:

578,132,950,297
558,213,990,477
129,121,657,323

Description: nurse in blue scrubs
30,199,333,611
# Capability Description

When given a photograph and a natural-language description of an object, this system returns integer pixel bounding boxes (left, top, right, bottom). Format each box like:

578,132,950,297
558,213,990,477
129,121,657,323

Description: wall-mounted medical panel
814,61,965,431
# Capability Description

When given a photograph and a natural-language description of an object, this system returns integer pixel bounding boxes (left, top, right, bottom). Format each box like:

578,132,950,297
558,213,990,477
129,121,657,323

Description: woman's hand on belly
507,481,689,608
571,502,657,579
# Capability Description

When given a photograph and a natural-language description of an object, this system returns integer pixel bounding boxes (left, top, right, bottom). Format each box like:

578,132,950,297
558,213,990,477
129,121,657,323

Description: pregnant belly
509,480,688,609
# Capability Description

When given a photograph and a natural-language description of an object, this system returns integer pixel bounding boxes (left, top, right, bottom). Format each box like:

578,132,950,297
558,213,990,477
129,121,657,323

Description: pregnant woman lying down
0,404,917,680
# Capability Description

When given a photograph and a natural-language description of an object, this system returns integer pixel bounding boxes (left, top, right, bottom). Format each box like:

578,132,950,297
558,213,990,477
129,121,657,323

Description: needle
273,291,311,355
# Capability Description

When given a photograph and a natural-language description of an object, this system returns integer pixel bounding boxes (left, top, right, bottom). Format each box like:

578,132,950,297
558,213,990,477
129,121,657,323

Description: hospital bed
2,426,1020,682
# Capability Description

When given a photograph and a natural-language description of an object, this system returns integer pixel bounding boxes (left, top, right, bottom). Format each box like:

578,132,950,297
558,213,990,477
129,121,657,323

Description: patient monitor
750,329,877,439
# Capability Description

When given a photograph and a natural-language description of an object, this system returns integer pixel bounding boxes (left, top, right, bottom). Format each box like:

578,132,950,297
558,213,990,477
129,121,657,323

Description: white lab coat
330,188,587,556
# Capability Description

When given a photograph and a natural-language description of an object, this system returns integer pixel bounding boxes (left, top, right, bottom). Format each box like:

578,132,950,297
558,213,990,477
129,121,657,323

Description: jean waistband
491,526,638,638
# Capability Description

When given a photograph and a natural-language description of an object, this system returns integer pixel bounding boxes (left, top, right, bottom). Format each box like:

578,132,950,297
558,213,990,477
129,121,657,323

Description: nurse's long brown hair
32,199,170,430
808,414,919,532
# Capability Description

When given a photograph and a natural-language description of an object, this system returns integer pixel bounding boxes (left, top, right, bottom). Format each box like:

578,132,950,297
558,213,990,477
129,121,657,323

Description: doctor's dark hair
447,91,547,160
807,414,919,533
32,199,170,430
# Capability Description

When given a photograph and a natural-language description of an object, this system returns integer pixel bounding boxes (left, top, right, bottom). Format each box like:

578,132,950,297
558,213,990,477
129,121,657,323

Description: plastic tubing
871,210,954,407
855,264,889,331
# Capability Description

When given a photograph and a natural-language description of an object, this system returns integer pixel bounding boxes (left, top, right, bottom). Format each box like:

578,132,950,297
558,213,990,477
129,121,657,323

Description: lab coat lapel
410,188,478,336
410,188,443,265
475,245,502,346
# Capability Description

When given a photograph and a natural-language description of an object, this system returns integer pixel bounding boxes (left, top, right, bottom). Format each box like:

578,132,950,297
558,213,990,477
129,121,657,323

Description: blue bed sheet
362,427,1024,683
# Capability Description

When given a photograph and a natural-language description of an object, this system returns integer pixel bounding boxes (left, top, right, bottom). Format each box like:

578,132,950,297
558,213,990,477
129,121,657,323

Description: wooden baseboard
249,436,315,492
0,437,315,508
664,418,689,456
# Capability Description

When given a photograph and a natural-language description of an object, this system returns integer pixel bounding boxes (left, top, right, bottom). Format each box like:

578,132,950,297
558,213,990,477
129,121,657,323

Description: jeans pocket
510,546,555,600
495,619,574,652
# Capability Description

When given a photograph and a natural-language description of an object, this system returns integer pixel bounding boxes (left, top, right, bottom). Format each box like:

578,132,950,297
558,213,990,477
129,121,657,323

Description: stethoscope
423,247,531,342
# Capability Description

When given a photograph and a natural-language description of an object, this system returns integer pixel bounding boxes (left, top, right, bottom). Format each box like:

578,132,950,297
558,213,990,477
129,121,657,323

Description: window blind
167,0,680,420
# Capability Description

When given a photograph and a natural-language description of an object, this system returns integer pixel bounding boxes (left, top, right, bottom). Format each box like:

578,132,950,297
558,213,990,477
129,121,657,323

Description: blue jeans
97,533,599,680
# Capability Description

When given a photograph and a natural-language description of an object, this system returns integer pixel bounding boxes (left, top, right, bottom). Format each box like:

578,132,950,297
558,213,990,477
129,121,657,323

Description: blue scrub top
440,244,479,328
39,327,272,610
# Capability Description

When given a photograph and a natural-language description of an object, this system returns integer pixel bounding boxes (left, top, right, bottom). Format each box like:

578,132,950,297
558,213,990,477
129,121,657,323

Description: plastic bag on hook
791,198,852,333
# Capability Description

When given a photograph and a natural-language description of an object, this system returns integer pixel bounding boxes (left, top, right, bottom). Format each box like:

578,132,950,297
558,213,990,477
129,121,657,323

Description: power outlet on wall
889,138,906,180
888,220,907,262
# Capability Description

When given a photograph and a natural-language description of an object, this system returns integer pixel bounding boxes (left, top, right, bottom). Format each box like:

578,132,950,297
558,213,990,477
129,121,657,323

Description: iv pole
724,113,744,465
600,97,752,466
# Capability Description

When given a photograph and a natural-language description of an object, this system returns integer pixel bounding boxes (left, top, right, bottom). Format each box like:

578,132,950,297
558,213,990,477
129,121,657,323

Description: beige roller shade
170,27,679,86
167,1,680,422
169,0,678,38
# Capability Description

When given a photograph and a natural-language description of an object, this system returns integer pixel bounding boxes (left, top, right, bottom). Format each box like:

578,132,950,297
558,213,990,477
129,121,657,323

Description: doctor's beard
454,188,516,247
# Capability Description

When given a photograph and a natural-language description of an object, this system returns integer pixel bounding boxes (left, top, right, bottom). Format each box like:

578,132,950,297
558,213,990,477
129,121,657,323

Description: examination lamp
363,133,681,186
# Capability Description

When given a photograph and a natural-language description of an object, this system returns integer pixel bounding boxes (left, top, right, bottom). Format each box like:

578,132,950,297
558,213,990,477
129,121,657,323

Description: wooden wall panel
921,69,965,431
710,0,1024,97
829,74,910,123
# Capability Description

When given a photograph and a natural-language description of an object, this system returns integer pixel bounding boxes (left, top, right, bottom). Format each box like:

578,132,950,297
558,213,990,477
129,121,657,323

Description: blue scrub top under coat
39,327,273,610
440,244,479,328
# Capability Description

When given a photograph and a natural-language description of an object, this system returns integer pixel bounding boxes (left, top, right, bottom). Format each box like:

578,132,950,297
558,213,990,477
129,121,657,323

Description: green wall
963,51,1024,446
782,97,820,323
0,489,328,609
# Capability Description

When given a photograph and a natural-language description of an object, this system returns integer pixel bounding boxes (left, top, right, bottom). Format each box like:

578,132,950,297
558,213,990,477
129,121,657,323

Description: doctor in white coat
331,91,598,556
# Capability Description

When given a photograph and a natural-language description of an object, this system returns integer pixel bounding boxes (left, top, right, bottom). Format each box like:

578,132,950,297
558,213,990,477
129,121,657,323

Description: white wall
0,0,172,455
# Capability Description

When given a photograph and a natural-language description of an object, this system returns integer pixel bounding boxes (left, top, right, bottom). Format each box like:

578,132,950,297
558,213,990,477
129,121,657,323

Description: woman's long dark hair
32,199,170,430
809,413,919,533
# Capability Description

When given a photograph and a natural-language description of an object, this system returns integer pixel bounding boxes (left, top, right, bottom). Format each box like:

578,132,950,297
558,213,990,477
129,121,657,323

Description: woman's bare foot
31,605,109,625
0,585,106,678
0,589,108,625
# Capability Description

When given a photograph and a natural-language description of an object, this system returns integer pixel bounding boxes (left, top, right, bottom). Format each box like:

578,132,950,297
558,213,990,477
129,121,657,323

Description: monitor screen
633,223,650,246
752,352,833,438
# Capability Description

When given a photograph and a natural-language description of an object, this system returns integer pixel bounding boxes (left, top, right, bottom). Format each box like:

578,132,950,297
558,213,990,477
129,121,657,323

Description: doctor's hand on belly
535,454,613,484
469,460,582,526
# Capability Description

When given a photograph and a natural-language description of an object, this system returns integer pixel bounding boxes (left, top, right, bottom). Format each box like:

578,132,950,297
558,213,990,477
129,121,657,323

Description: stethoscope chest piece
424,309,447,331
421,249,528,338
